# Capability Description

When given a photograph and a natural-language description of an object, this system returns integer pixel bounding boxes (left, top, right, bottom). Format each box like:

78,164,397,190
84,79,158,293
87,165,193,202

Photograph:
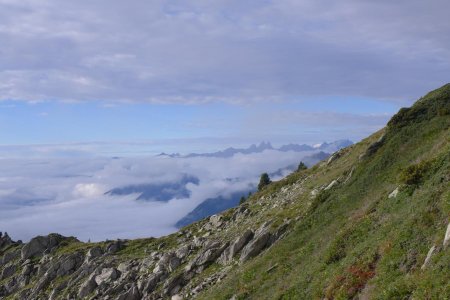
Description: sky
0,1,449,241
0,0,449,153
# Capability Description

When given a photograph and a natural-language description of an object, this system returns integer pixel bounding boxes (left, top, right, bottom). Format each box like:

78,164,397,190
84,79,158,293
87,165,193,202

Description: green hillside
199,84,450,299
1,84,449,300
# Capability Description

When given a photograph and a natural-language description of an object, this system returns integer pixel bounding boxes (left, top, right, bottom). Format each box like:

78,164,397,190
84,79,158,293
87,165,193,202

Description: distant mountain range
106,141,352,228
157,139,353,158
105,174,199,202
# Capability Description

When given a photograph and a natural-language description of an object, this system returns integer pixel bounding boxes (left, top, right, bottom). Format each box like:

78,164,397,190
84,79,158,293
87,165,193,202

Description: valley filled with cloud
0,144,325,242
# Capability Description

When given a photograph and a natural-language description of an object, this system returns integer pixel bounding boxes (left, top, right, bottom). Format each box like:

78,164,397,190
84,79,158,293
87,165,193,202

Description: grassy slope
198,85,450,299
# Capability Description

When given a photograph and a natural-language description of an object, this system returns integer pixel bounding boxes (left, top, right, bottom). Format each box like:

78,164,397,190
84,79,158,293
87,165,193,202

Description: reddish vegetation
325,262,377,299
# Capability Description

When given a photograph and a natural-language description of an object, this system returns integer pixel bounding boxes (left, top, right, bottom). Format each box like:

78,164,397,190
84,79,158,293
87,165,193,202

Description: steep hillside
1,84,449,300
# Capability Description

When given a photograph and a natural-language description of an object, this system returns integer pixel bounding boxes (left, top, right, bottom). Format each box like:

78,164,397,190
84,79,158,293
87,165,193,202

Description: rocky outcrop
95,267,120,285
21,234,73,260
240,225,272,263
187,241,229,272
78,273,98,298
0,232,15,250
219,229,254,264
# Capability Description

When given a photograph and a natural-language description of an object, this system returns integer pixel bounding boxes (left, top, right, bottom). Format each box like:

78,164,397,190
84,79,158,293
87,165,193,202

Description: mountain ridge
157,139,353,158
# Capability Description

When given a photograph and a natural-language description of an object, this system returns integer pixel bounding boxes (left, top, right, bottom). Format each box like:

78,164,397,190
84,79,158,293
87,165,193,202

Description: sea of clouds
0,148,316,242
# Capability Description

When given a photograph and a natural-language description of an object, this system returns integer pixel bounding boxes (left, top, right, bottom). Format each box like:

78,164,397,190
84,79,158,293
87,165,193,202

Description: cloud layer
0,148,317,242
0,0,449,104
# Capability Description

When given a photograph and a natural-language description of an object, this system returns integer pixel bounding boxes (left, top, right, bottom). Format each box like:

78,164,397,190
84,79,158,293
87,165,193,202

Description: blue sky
0,0,449,154
0,97,398,154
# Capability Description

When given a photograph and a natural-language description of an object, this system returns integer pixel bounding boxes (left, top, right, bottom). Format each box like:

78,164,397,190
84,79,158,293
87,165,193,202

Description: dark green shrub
400,161,431,185
258,173,271,191
297,162,308,171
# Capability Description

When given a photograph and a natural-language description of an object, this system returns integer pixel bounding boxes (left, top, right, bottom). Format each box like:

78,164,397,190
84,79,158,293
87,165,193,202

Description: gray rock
163,273,184,296
189,242,229,269
140,272,164,294
240,226,272,263
153,261,167,274
78,273,98,298
57,253,82,276
1,249,20,265
388,187,399,198
193,236,204,247
116,284,141,300
118,262,131,273
443,223,450,248
85,246,103,262
95,267,120,285
219,230,254,264
1,264,16,280
209,215,223,228
421,245,436,270
272,221,290,241
21,234,68,260
175,245,191,260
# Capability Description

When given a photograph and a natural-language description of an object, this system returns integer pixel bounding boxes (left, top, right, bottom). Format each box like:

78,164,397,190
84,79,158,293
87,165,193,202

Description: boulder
240,226,272,263
219,230,254,264
189,242,229,269
1,264,16,280
118,262,131,273
157,252,181,273
57,253,83,276
95,267,120,285
209,215,223,228
78,273,98,298
1,248,20,265
140,272,164,294
21,234,69,260
175,244,191,260
116,284,141,300
388,187,399,198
